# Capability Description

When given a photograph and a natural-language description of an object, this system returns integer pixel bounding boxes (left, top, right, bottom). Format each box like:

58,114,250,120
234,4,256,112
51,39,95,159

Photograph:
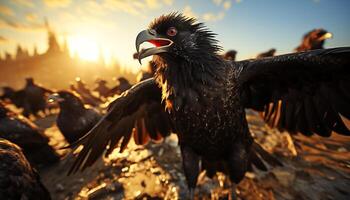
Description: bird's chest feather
165,83,244,157
155,56,246,157
57,110,88,132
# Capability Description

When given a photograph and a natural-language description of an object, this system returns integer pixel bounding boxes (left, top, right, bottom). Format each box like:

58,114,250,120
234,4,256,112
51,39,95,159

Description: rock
164,185,179,200
272,169,295,187
141,180,146,187
245,172,256,179
211,188,231,200
165,134,178,148
337,147,347,152
158,148,164,156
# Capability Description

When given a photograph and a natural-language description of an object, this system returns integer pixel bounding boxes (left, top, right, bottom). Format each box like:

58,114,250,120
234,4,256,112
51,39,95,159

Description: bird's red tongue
148,39,170,47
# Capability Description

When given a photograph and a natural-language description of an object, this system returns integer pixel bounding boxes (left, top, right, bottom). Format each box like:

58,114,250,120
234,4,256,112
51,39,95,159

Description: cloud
213,0,223,6
0,36,9,44
43,0,71,8
202,11,225,22
185,0,234,23
183,5,198,19
146,0,160,9
104,0,142,16
0,19,45,32
184,4,230,23
26,13,39,22
212,0,231,10
0,5,15,16
223,0,231,10
104,0,173,16
12,0,34,7
162,0,174,6
83,1,107,16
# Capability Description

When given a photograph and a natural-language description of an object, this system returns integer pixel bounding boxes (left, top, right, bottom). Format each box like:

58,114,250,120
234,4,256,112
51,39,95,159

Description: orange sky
1,0,350,72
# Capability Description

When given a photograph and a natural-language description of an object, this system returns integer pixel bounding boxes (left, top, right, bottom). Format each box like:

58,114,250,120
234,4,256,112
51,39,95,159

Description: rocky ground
35,111,350,200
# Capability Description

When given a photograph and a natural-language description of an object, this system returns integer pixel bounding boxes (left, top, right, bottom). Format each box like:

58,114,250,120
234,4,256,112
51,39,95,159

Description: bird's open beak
318,32,333,41
135,29,173,64
47,93,64,103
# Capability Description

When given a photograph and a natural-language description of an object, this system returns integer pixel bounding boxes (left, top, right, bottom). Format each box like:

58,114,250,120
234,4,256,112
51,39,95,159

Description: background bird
0,101,59,168
1,86,26,113
93,79,110,99
70,78,102,107
0,138,51,200
108,77,132,96
22,77,53,117
48,91,102,144
222,50,237,61
295,28,332,52
256,48,276,58
68,13,350,198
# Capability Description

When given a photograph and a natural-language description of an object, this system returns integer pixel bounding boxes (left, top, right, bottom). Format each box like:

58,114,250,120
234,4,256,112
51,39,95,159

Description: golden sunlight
68,35,99,62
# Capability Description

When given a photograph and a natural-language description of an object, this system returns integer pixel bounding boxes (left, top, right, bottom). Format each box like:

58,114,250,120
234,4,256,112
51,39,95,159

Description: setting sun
68,36,100,62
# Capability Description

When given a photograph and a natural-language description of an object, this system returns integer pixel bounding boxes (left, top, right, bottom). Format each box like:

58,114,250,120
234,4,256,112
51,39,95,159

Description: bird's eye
166,27,177,37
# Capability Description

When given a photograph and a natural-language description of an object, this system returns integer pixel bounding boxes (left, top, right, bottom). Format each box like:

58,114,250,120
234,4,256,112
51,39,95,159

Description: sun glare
68,36,99,62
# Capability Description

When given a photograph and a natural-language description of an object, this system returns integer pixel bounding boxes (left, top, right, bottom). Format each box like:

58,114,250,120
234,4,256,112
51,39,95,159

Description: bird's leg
180,145,200,200
230,182,237,200
227,141,251,200
188,188,195,200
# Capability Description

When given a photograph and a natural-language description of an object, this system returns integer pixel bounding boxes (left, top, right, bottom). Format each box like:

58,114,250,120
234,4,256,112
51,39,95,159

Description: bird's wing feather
237,47,350,137
68,78,172,174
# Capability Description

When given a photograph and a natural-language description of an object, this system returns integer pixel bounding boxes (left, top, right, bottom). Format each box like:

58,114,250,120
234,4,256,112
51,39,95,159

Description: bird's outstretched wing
68,78,173,174
237,47,350,137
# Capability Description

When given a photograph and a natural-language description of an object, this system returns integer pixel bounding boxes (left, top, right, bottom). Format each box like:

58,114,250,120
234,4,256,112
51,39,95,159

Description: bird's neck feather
59,100,85,114
154,54,227,111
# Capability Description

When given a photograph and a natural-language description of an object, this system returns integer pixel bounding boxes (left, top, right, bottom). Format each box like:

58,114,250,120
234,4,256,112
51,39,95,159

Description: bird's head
1,87,14,95
268,48,276,55
0,101,9,118
25,77,34,85
136,13,221,65
304,29,332,49
116,77,129,85
95,79,107,85
310,29,332,42
48,91,83,108
0,105,5,117
223,50,237,61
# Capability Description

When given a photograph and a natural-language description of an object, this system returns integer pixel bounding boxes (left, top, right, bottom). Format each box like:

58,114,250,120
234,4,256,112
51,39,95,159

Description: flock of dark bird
0,75,131,199
0,13,349,200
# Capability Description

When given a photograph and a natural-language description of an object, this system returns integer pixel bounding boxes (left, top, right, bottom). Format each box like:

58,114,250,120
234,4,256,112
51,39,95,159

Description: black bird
295,28,332,52
222,50,237,61
48,91,102,144
94,79,110,99
108,77,132,96
69,14,350,197
0,101,59,167
0,138,51,200
1,86,26,110
22,77,53,117
256,48,276,58
71,78,102,107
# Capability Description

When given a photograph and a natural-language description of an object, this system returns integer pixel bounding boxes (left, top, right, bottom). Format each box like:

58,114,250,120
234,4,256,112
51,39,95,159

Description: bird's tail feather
249,142,283,171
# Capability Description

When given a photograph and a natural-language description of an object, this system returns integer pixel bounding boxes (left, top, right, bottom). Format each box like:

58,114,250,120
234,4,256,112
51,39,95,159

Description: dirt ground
35,111,350,200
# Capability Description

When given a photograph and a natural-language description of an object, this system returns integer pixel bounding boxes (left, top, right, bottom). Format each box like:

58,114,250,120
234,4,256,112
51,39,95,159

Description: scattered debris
38,111,350,199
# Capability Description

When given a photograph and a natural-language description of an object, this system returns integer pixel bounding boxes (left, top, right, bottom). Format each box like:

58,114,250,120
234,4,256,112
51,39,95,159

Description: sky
0,0,350,70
